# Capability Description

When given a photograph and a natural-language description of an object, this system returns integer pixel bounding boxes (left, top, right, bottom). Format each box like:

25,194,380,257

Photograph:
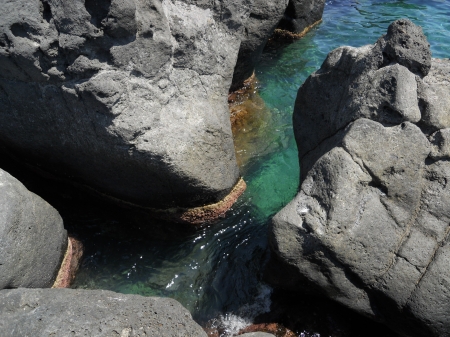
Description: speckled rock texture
268,20,450,337
0,0,247,211
0,169,67,289
0,288,207,337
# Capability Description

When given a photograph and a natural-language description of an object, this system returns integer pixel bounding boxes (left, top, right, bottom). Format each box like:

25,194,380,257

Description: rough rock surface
277,0,325,34
0,288,207,336
0,0,247,212
230,0,288,90
268,20,450,337
0,168,67,289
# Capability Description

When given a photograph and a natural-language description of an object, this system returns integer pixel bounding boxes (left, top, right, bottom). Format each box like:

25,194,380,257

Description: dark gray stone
0,0,247,210
269,20,450,337
0,288,207,336
278,0,325,33
0,169,67,289
293,19,432,180
231,0,326,90
231,0,288,90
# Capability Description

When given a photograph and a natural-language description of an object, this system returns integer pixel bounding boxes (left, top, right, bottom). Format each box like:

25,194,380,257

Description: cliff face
268,19,450,337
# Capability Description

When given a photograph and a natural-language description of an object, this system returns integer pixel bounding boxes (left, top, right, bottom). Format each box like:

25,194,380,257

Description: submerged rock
0,168,67,289
268,20,450,337
0,288,207,336
0,0,246,220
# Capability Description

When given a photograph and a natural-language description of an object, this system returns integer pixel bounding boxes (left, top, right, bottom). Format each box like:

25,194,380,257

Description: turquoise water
72,0,450,334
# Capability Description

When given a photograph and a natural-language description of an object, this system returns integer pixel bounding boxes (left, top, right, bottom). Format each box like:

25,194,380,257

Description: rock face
268,20,450,337
277,0,325,33
230,0,288,90
231,0,325,89
0,288,207,336
0,168,67,289
0,0,246,213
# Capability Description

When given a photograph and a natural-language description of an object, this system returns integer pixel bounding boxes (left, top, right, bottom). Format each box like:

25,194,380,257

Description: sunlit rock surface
268,19,450,337
0,288,207,336
0,0,245,214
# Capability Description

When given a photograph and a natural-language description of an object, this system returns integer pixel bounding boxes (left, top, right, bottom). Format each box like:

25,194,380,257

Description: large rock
268,20,450,337
0,288,207,336
0,0,247,215
0,168,67,289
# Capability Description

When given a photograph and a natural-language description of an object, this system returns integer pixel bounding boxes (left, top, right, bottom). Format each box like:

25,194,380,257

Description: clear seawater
71,0,450,334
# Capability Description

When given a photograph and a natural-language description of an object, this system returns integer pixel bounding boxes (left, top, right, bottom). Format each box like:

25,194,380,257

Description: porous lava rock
268,19,450,337
0,0,247,216
0,288,207,336
0,168,67,289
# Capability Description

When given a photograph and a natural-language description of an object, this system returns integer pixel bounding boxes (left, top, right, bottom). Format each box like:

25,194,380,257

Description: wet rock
0,288,207,336
268,20,450,337
0,168,67,289
0,0,246,217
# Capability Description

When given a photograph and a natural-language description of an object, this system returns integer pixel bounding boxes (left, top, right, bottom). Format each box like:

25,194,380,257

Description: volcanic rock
0,168,67,289
0,288,207,336
268,19,450,337
0,0,246,216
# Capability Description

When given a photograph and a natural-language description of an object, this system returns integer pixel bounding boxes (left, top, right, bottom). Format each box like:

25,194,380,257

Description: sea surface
70,0,450,335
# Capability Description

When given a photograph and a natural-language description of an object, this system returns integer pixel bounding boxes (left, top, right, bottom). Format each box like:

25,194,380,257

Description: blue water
72,0,450,334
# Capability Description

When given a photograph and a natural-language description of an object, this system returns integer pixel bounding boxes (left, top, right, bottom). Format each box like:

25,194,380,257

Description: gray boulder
0,169,67,289
0,288,207,336
0,0,246,215
268,20,450,337
277,0,326,34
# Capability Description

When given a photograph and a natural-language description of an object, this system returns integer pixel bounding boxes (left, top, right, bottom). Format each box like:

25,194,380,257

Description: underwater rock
268,19,450,337
0,288,207,336
0,0,246,219
0,168,67,289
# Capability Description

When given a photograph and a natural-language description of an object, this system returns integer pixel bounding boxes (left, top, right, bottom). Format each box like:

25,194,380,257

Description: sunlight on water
73,0,450,334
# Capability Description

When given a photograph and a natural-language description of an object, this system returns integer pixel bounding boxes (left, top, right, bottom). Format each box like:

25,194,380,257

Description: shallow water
71,0,450,334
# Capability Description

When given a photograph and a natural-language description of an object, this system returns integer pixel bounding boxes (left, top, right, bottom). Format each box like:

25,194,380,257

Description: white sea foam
217,284,273,336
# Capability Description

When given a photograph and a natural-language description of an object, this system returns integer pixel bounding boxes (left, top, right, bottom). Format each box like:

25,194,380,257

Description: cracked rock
267,20,450,337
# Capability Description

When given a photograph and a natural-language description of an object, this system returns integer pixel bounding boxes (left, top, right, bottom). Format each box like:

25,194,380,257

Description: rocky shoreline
0,0,327,335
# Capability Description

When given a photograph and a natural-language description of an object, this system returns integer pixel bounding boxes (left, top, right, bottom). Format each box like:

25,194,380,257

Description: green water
72,0,450,334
